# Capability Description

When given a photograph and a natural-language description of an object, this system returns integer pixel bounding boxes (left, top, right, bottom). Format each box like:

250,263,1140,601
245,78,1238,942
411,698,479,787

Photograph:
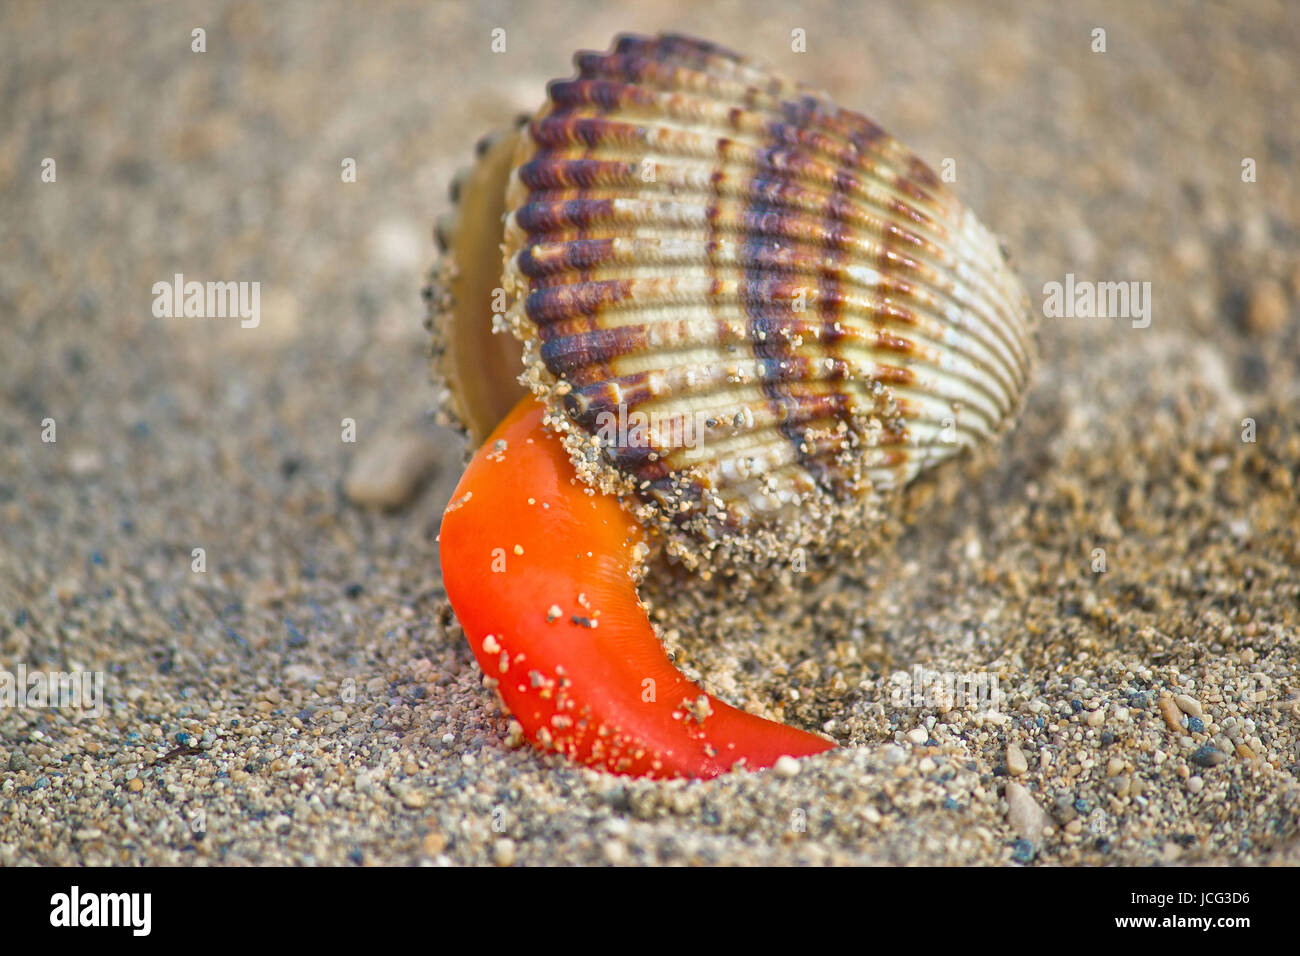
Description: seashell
433,32,1039,778
429,32,1035,569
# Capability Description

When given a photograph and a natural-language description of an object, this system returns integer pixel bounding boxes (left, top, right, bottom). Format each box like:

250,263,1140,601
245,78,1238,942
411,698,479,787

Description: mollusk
429,33,1035,778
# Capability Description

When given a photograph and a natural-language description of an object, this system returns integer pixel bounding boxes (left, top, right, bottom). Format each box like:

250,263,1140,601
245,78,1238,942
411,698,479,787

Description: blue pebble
943,796,960,811
1074,798,1091,814
125,731,141,742
1187,716,1204,733
285,619,308,648
1190,744,1226,768
1010,838,1035,862
176,732,190,745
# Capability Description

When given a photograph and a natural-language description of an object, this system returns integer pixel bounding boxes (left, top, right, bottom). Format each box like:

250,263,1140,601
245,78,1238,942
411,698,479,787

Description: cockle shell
429,33,1035,569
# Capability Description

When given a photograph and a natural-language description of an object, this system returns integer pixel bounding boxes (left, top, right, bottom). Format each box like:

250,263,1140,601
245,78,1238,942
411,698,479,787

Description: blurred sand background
1,0,1298,865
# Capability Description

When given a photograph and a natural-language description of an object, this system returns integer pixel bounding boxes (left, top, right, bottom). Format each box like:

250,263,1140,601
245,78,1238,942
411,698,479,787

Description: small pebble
1187,776,1204,794
422,831,448,855
68,448,104,475
1005,782,1051,846
1006,744,1028,776
344,428,442,510
1245,277,1288,336
493,839,516,866
1010,838,1035,863
1190,745,1228,768
906,727,928,746
1174,694,1203,717
1157,697,1183,733
773,755,801,778
882,745,907,766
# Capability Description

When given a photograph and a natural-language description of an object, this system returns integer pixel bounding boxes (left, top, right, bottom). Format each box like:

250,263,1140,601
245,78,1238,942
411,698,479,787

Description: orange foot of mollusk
438,395,834,779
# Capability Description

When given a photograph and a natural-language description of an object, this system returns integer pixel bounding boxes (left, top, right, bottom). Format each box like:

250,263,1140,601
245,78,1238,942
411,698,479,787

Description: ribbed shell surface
494,33,1034,567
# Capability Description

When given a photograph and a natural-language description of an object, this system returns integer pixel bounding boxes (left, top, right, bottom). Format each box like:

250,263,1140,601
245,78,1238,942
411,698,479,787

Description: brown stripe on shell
546,78,659,115
739,127,843,498
815,113,872,492
515,236,617,279
515,157,639,193
513,196,617,236
537,320,647,378
524,277,633,326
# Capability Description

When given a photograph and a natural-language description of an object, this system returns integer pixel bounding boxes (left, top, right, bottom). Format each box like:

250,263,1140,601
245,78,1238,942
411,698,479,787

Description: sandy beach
2,0,1297,866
